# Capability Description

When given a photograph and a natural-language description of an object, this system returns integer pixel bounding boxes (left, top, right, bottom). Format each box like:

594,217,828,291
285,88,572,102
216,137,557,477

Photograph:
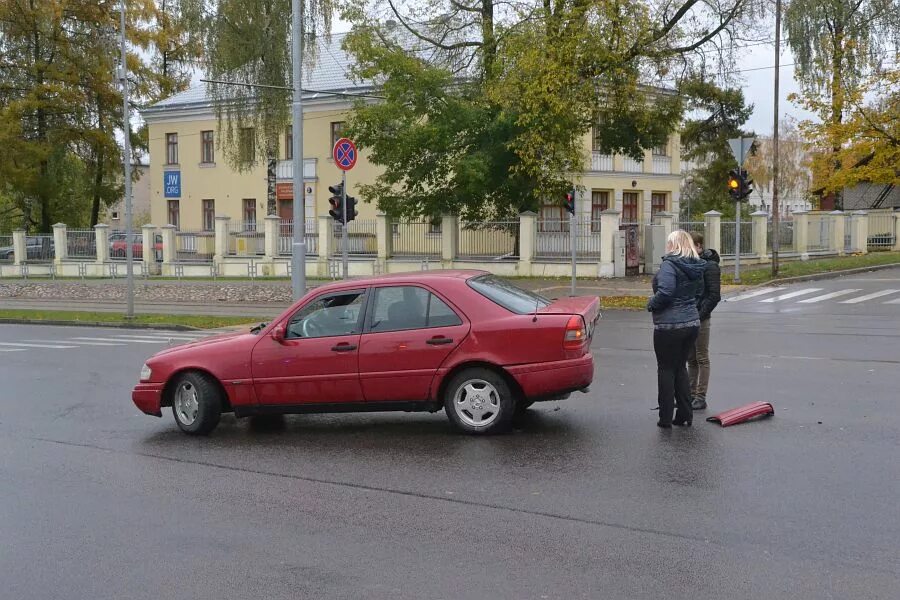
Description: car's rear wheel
444,368,513,435
171,371,222,436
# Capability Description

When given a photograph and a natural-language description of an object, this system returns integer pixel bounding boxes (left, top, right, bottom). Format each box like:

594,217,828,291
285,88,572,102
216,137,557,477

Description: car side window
286,290,365,339
369,286,461,333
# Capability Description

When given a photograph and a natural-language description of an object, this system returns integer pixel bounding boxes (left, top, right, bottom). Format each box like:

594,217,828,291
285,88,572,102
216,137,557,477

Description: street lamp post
290,0,306,300
119,0,134,319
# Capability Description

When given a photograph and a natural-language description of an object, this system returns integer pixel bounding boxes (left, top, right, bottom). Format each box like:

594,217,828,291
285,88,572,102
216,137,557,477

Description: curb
0,318,203,331
729,262,900,290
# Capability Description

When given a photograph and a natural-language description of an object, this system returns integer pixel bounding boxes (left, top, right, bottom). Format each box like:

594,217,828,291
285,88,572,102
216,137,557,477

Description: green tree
204,0,336,213
341,0,757,220
784,0,900,207
679,78,754,219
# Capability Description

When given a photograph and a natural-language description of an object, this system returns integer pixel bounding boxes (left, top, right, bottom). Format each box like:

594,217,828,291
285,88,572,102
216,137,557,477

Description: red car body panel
132,270,597,419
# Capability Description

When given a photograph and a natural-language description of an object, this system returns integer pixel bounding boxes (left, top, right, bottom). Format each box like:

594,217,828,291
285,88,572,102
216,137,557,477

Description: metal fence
676,221,705,237
767,221,795,253
535,219,602,260
332,219,377,257
67,229,97,260
392,221,442,258
721,221,754,256
458,221,520,260
278,220,318,257
21,235,55,262
175,230,215,263
807,215,833,252
0,235,13,263
867,211,896,250
227,221,264,256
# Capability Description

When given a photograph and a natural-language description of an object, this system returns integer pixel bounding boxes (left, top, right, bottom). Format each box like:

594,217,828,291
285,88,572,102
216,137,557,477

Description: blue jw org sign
164,171,181,198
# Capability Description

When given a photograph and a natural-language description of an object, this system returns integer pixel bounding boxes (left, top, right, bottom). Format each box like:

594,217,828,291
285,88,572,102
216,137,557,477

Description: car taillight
564,315,587,349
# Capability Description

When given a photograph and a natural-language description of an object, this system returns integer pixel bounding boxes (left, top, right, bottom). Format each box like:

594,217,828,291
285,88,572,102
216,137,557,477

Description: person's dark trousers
654,326,700,425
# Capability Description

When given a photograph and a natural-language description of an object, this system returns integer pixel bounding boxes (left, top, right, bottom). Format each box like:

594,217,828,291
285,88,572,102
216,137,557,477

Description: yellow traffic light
728,177,739,190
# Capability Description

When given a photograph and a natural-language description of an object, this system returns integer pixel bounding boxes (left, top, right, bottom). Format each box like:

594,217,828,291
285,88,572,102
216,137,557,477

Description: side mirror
271,324,286,343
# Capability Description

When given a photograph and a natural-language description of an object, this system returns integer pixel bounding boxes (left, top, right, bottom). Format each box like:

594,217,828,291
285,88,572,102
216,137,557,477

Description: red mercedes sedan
133,270,599,435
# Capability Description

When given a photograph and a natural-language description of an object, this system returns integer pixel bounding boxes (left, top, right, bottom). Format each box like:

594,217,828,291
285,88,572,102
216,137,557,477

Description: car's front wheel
171,371,222,435
444,368,514,435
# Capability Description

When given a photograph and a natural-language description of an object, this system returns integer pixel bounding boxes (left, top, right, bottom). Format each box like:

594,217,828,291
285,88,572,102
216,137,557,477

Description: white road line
885,297,900,304
796,289,863,304
114,334,200,341
0,348,26,352
0,342,79,349
25,339,125,347
726,287,785,302
839,289,900,304
107,336,191,343
760,288,823,303
70,337,167,344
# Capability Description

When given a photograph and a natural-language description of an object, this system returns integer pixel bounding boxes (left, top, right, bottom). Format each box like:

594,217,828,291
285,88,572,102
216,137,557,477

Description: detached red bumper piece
706,401,774,427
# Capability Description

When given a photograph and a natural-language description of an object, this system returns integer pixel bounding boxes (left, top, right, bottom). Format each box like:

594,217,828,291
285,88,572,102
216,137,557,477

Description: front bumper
506,353,594,400
133,383,165,417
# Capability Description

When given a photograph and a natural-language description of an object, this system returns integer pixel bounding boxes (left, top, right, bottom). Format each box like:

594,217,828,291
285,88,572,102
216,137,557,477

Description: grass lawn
0,309,264,329
599,296,646,310
722,251,900,285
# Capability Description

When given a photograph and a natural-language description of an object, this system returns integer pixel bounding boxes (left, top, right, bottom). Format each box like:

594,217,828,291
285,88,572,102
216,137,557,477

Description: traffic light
564,189,576,215
739,168,754,200
328,183,344,222
727,169,741,201
345,195,358,222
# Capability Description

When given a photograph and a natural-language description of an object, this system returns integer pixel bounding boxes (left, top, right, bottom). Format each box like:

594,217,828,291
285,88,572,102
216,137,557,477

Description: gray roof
144,32,365,114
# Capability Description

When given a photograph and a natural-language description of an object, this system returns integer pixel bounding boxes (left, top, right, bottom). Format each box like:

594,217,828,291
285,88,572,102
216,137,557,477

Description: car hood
149,330,251,358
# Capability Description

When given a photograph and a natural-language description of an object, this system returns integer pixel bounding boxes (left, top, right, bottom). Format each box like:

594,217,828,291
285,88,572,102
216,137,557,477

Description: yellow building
141,34,682,235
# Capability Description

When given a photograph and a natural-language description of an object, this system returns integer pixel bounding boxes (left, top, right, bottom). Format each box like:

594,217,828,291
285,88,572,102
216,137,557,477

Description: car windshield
467,274,550,315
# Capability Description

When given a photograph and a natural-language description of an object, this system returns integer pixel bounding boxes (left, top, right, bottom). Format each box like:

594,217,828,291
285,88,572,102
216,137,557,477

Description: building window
167,200,180,229
284,126,293,160
238,128,255,163
651,193,667,217
111,211,120,220
166,133,178,165
201,130,214,163
652,140,669,157
202,199,215,232
538,200,566,232
622,192,639,223
243,199,257,230
591,191,609,231
330,121,347,149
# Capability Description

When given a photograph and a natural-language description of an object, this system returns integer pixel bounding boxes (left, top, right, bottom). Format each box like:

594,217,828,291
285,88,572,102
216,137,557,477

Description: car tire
444,368,514,435
171,371,222,436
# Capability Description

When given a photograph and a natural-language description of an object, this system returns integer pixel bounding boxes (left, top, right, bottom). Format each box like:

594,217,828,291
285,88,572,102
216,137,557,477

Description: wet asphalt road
1,270,900,599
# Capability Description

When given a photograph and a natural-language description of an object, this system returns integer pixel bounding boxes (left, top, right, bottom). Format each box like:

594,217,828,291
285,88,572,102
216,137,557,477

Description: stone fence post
94,224,110,264
517,211,536,277
849,211,869,254
53,223,67,264
599,210,621,278
12,230,26,266
441,214,458,265
829,211,845,255
751,211,768,259
704,211,722,253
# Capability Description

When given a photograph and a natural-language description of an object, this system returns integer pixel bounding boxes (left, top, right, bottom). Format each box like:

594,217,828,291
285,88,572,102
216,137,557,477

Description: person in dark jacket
687,232,721,411
647,230,706,428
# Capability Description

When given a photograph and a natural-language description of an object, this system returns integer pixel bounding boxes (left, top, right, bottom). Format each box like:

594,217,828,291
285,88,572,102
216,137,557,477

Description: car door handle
331,343,357,352
426,337,454,345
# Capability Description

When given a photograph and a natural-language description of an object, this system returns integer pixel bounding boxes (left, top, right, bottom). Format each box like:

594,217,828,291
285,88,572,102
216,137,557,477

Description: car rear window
467,275,550,315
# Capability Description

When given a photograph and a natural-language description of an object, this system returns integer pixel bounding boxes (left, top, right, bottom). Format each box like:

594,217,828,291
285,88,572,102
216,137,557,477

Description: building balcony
591,153,614,171
622,157,644,173
276,158,318,180
652,156,671,174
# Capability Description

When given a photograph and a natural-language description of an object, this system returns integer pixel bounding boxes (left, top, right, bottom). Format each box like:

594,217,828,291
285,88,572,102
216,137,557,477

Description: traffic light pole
341,171,348,279
735,202,742,283
570,199,577,297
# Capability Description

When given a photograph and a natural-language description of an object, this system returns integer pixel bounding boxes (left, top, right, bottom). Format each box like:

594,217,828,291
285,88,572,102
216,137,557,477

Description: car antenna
532,297,540,322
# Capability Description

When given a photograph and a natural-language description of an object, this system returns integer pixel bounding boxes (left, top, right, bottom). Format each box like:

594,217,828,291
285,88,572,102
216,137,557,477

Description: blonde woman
646,230,706,428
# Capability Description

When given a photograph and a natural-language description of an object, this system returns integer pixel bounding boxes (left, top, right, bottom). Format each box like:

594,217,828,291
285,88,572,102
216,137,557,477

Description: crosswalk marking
24,339,125,347
115,334,202,341
885,297,900,304
726,287,785,302
760,288,823,303
69,337,168,344
839,289,900,304
0,348,26,352
0,342,79,349
797,289,862,303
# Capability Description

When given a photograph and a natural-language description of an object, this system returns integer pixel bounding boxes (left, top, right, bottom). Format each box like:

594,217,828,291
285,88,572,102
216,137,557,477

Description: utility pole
771,0,782,277
119,0,134,319
290,0,306,300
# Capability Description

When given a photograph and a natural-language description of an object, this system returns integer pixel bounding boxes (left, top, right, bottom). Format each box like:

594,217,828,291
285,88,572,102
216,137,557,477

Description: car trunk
536,296,601,355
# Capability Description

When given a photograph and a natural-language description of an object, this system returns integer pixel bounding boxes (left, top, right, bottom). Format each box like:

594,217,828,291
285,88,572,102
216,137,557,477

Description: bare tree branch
386,0,482,51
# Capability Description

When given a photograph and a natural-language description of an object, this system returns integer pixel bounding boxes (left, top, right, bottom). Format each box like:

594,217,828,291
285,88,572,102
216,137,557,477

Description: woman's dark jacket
647,254,707,326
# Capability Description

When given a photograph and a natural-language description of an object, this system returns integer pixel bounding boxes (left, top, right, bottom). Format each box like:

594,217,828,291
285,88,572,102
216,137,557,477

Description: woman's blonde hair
666,229,700,259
